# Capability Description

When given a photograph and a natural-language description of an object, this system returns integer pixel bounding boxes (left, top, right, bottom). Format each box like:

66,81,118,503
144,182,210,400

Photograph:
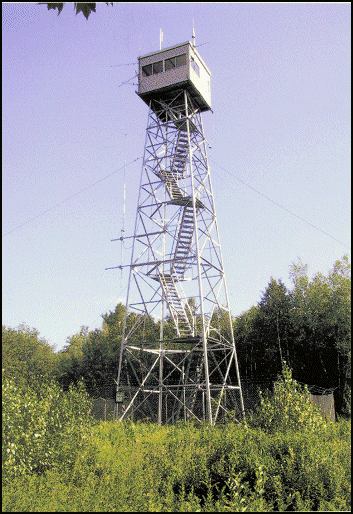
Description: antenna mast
120,134,127,282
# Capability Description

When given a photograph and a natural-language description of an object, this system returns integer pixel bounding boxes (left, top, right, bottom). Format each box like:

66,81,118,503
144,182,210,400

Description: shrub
2,373,94,484
2,418,350,511
247,363,328,434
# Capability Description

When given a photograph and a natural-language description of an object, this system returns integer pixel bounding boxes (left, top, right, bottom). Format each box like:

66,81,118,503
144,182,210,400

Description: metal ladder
158,272,193,337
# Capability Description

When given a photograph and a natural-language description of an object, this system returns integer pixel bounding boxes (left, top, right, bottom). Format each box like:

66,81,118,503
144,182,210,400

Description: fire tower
116,39,245,424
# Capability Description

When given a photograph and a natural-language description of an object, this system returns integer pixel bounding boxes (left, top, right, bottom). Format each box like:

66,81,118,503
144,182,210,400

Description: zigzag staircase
156,126,189,201
154,125,203,338
156,169,184,201
172,129,189,176
172,203,195,278
158,272,193,337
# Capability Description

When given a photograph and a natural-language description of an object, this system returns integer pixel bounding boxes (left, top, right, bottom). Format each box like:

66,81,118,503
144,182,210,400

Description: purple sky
2,3,351,351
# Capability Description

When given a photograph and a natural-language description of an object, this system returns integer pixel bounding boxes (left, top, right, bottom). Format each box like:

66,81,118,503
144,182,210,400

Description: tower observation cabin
137,41,211,119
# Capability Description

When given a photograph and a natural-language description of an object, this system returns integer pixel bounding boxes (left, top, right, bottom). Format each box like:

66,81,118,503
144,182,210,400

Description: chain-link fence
92,397,117,421
309,392,335,422
90,377,336,422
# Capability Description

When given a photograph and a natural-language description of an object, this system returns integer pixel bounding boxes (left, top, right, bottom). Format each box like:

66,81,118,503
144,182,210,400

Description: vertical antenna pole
120,134,127,282
158,351,163,424
116,114,150,400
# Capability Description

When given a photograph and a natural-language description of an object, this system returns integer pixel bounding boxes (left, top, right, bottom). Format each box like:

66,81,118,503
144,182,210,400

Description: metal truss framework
116,89,245,424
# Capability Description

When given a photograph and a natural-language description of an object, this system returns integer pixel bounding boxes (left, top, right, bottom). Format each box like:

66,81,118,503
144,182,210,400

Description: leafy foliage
1,355,350,510
2,324,56,391
55,325,88,388
2,373,94,484
235,256,351,416
247,363,328,434
38,2,113,19
56,303,162,397
2,415,350,511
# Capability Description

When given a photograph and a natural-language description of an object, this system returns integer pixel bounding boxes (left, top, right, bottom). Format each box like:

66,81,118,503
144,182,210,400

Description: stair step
157,168,186,201
158,272,192,336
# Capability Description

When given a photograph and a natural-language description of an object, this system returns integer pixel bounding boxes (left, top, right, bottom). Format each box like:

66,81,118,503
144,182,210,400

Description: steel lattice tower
116,40,245,424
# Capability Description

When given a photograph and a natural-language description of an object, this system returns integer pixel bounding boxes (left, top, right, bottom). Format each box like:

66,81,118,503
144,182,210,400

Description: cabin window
190,57,200,76
165,53,187,71
142,64,152,77
142,60,163,76
175,53,187,67
141,53,187,77
153,60,163,74
165,57,176,71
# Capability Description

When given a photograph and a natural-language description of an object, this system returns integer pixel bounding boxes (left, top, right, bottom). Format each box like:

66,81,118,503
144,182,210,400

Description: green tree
56,325,116,397
80,328,117,397
102,302,159,346
2,324,56,391
56,325,89,389
233,256,350,416
256,278,292,371
289,256,351,414
233,305,259,379
55,303,160,398
56,303,151,397
234,279,292,379
101,302,126,343
38,2,113,19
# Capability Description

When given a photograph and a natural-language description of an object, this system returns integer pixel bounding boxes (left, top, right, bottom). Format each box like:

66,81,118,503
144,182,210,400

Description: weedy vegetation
2,366,351,512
